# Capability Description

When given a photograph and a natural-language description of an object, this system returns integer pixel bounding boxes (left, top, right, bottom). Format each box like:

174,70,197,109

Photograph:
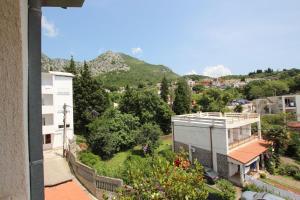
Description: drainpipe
209,126,214,169
28,0,44,199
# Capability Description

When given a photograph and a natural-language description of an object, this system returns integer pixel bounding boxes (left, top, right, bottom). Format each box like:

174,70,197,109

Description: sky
42,0,300,77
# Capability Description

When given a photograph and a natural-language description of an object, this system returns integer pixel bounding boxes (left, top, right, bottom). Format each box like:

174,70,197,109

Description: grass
261,177,300,194
79,135,173,178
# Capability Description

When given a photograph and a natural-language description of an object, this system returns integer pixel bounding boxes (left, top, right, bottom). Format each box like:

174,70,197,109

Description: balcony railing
229,135,258,150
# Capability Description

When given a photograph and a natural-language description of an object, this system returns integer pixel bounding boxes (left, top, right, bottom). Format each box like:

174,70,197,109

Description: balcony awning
42,0,85,7
228,139,271,164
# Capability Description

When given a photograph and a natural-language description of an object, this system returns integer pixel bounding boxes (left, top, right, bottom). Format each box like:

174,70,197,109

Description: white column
257,120,262,139
240,164,245,183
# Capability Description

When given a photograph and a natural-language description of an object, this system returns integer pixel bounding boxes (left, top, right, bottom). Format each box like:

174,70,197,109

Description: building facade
42,71,74,150
253,95,300,121
172,112,270,186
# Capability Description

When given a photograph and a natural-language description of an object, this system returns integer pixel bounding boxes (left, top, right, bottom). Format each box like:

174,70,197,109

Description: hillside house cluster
172,112,270,186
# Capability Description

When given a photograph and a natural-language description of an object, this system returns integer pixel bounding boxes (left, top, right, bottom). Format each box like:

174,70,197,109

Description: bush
242,184,262,192
79,151,101,167
136,123,162,155
293,172,300,180
216,179,236,200
158,148,176,162
284,164,300,176
260,173,266,179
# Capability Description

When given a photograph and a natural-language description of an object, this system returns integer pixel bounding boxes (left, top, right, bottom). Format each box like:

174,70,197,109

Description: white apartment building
42,71,74,150
172,112,270,186
253,95,300,121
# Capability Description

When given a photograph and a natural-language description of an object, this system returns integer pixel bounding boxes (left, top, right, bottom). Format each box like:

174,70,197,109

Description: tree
160,76,169,103
117,156,209,200
64,56,77,75
74,61,110,135
198,88,235,112
87,109,140,159
192,85,205,93
119,88,173,133
136,123,162,155
173,78,191,115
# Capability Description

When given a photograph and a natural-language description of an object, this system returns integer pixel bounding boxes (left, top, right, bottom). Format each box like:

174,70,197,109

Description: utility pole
63,103,67,157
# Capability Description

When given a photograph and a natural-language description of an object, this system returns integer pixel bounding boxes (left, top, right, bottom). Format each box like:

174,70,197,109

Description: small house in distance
42,71,75,150
171,112,270,186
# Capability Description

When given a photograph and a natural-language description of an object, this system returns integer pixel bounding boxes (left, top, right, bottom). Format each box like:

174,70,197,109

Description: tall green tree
173,78,191,115
119,88,173,133
160,76,169,103
64,56,77,75
74,61,110,135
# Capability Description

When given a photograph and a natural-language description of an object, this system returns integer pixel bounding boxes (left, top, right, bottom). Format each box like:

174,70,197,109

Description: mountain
42,51,179,87
182,74,211,81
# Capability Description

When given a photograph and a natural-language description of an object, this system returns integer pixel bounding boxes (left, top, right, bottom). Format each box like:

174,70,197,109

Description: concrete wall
0,0,30,199
173,122,227,172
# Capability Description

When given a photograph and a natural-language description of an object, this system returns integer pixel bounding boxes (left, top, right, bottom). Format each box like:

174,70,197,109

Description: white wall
296,95,300,121
173,121,228,172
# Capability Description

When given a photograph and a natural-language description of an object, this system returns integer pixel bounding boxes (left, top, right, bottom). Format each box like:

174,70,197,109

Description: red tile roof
228,139,271,164
45,180,90,200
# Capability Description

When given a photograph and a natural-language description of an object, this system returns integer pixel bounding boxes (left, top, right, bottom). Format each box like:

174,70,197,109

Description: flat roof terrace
172,112,260,128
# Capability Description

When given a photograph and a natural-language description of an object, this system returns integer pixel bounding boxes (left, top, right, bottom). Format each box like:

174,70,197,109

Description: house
171,112,270,186
42,71,74,150
253,95,300,121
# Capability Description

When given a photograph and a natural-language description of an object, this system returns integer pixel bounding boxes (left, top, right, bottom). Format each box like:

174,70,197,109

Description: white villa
253,94,300,121
172,112,270,186
42,71,74,150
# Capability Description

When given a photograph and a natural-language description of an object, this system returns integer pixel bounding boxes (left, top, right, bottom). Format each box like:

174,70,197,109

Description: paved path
44,148,73,186
44,148,96,200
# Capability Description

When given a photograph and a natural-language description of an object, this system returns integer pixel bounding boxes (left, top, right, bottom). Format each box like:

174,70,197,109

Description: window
58,124,70,128
45,134,51,144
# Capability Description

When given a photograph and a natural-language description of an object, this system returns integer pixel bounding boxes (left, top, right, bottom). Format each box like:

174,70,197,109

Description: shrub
216,179,236,200
293,172,300,180
79,151,101,167
260,173,266,179
136,123,162,155
158,148,176,162
284,164,300,176
242,184,262,192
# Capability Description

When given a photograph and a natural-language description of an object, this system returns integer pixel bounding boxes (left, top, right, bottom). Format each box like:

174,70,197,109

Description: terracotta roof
228,139,270,164
287,121,300,129
45,180,90,200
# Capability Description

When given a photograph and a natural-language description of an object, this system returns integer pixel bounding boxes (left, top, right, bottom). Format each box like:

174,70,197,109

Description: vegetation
65,60,111,135
87,109,140,159
97,53,178,88
242,184,263,192
233,104,243,113
116,152,209,200
160,76,169,103
136,123,162,155
173,78,191,114
119,87,173,133
198,88,236,112
215,179,236,200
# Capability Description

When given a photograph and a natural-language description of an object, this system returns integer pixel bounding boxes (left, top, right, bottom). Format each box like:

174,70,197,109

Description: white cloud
42,15,59,37
131,47,143,55
186,70,198,75
202,65,232,78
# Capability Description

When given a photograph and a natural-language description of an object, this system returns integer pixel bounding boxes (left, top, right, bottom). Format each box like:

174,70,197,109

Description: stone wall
217,153,229,178
192,146,212,168
173,141,189,153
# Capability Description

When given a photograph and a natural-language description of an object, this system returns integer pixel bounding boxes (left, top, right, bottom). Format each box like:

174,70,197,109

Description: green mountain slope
97,53,179,88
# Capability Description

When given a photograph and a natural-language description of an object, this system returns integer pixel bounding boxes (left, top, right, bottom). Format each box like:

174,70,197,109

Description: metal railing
229,135,258,150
